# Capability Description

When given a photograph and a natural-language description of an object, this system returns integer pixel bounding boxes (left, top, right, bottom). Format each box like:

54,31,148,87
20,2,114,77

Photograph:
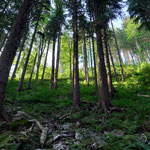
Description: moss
10,119,30,130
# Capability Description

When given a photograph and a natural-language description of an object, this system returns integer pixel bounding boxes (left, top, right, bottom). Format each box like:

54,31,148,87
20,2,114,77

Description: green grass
1,65,150,149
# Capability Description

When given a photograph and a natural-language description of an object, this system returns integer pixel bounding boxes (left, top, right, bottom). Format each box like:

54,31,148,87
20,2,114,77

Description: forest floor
0,73,150,149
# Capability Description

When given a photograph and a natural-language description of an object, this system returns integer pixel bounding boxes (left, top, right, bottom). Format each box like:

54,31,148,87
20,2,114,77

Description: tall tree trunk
69,42,72,80
27,53,37,89
35,40,46,84
11,28,28,81
17,10,40,92
93,0,111,112
104,29,114,96
54,30,61,88
50,35,56,91
41,40,50,83
0,0,34,121
0,32,8,52
91,33,98,90
89,38,93,79
73,0,80,107
83,31,89,86
95,28,111,111
34,39,43,83
108,43,119,82
111,21,125,81
18,51,26,71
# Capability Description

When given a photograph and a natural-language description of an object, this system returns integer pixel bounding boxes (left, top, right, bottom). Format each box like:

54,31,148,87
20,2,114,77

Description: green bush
138,62,150,85
124,65,137,78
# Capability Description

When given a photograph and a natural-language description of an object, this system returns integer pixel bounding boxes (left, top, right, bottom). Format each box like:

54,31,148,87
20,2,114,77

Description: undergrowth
0,64,150,149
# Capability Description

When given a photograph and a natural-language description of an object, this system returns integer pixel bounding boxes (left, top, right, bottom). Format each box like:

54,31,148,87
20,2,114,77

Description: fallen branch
59,110,72,120
13,111,31,121
27,124,34,133
29,119,44,131
138,94,150,98
107,107,126,114
29,119,49,145
40,127,49,145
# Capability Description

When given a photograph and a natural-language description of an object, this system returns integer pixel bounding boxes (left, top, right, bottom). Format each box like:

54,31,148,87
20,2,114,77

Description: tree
111,21,125,81
27,52,38,89
91,0,111,111
17,10,41,91
50,34,56,90
11,25,29,81
35,38,46,84
54,30,61,88
78,14,89,86
41,40,50,83
0,0,34,121
103,29,114,96
108,42,119,82
54,0,64,88
128,0,150,31
72,0,80,107
46,4,63,90
89,38,93,79
91,30,98,90
83,30,89,86
87,0,122,111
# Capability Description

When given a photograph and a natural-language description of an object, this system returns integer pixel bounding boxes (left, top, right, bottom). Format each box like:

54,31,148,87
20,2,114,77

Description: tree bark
93,0,111,112
11,28,28,81
83,31,89,86
96,29,111,111
104,29,114,96
27,53,37,89
69,42,72,80
0,0,34,121
35,40,46,84
17,10,41,92
50,35,56,91
108,43,119,82
0,32,8,52
73,0,80,107
54,30,61,89
41,40,50,83
89,38,93,79
111,21,125,81
91,33,98,90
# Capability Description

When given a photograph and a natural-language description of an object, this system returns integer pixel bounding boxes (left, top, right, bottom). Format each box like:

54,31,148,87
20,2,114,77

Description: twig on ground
59,110,72,120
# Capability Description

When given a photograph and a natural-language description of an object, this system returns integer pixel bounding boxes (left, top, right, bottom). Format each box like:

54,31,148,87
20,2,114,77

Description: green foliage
128,0,150,30
0,131,23,150
138,62,150,85
4,66,150,149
